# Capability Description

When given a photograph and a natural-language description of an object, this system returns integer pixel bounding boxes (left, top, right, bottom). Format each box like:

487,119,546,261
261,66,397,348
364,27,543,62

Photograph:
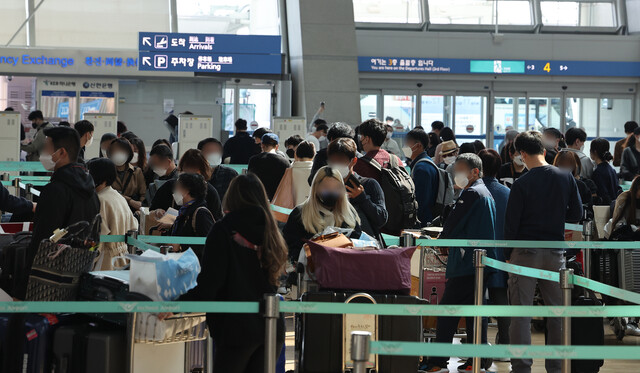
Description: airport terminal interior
1,0,640,372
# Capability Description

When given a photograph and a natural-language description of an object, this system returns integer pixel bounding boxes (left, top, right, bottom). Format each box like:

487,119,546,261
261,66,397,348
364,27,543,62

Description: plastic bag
127,249,201,301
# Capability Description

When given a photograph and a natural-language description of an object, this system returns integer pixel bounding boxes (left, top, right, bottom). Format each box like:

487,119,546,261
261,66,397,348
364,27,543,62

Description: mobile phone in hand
346,173,361,189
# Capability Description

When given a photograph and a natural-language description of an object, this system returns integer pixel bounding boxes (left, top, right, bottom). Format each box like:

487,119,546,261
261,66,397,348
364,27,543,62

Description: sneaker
418,362,449,373
457,358,493,372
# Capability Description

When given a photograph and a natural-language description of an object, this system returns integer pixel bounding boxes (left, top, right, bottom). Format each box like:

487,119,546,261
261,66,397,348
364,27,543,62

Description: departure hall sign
137,32,281,74
358,57,640,77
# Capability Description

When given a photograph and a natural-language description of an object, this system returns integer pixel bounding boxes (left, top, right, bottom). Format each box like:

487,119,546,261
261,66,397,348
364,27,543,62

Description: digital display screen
469,60,525,74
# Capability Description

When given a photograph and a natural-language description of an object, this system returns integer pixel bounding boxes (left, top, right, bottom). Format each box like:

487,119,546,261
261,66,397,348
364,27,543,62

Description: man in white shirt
381,124,403,159
565,127,595,179
306,120,328,151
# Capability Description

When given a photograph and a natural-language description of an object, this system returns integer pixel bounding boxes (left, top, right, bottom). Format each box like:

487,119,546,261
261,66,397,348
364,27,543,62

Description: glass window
239,88,272,129
36,0,170,48
353,0,422,23
527,97,562,131
429,0,532,25
360,94,378,122
177,0,280,35
454,96,487,142
421,95,452,128
566,97,598,155
541,1,616,27
494,96,525,149
1,0,26,46
599,98,633,139
383,95,415,133
223,88,235,132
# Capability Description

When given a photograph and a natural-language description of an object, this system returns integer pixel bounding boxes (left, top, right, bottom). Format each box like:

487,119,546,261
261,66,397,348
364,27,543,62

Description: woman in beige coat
88,158,139,270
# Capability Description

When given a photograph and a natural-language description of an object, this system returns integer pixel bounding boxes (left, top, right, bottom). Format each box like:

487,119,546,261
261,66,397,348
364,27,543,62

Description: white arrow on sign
142,37,152,46
142,56,151,66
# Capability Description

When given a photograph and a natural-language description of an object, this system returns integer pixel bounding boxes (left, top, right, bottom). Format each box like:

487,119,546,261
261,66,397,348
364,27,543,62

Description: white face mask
330,164,351,180
86,136,94,147
172,191,184,206
153,167,167,177
39,151,57,171
386,132,393,139
101,148,108,157
111,152,129,167
443,156,456,165
402,147,413,159
454,173,470,189
513,155,525,166
207,153,222,167
131,152,139,164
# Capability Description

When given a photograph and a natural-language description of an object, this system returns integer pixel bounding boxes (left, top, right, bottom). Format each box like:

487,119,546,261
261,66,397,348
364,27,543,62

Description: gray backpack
411,158,455,218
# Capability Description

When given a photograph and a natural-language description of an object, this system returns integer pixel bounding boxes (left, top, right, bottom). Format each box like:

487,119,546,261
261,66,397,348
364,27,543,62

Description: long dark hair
178,149,212,180
625,127,640,149
222,174,287,286
440,127,456,145
129,137,147,170
589,137,613,162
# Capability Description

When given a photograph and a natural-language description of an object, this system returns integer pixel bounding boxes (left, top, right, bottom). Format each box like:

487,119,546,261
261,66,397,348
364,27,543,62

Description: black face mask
318,191,341,208
31,121,39,129
286,149,295,158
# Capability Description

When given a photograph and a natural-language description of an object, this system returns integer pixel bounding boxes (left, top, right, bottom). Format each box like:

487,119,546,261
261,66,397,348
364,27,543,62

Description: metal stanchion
263,294,279,373
472,249,486,373
582,220,594,279
351,331,371,373
25,183,33,201
400,232,416,248
125,230,138,254
560,268,574,373
12,177,20,197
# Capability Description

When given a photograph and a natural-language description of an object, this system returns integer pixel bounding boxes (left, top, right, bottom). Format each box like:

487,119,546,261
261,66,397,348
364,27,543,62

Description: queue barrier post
582,220,594,279
263,294,279,373
125,230,138,254
25,183,33,201
560,268,574,373
351,331,372,373
473,249,486,373
13,177,20,197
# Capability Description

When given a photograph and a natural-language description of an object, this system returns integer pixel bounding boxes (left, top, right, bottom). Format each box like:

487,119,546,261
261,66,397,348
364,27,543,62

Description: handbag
307,240,416,293
303,232,352,274
271,168,295,223
25,215,102,301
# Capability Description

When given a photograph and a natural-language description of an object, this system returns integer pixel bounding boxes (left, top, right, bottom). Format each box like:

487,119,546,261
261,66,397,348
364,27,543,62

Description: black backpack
360,155,418,235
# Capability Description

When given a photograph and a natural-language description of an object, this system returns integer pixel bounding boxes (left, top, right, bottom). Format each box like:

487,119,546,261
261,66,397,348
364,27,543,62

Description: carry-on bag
26,216,102,301
571,289,604,373
0,231,31,297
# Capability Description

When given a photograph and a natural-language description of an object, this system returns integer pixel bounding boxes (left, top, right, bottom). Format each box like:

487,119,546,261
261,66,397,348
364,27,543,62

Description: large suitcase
51,323,126,373
297,291,422,373
0,231,31,297
78,271,132,325
571,291,604,373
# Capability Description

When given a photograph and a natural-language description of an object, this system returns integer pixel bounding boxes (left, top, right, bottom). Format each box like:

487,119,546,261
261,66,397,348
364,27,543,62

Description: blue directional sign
358,56,640,77
138,51,282,74
138,32,281,54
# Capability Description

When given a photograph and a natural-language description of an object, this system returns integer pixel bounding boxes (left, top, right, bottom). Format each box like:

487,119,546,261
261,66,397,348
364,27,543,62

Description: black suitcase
571,290,604,373
0,231,31,297
52,323,126,373
78,271,131,325
297,291,422,373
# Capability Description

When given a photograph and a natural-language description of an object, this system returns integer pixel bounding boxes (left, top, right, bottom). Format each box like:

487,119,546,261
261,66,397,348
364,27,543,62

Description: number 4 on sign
544,63,551,73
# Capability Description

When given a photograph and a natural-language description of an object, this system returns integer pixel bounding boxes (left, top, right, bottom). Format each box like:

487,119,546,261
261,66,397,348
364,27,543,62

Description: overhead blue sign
80,91,115,98
80,99,103,116
138,32,281,54
358,56,640,77
57,102,69,118
137,51,281,74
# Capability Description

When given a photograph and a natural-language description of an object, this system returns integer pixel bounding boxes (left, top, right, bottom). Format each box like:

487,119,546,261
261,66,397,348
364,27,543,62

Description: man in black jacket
308,122,355,184
19,126,100,299
247,133,290,200
223,119,259,164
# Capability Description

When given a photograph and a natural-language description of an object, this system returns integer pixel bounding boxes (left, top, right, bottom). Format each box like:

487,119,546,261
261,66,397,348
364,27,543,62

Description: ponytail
590,137,613,163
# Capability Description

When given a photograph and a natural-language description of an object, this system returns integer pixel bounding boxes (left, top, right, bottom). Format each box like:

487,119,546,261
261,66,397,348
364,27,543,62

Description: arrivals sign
138,32,282,75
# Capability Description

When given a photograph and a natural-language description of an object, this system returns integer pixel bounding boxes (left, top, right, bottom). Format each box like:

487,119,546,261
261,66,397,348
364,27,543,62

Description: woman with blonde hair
283,165,361,262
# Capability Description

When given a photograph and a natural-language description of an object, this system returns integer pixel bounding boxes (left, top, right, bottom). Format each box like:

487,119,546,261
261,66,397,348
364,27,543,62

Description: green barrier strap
1,180,48,187
127,237,160,252
226,164,247,174
411,237,637,249
571,274,640,305
0,161,46,172
137,235,206,245
0,301,259,313
271,204,292,215
564,223,583,232
483,257,560,282
280,301,640,317
370,341,640,360
100,235,126,243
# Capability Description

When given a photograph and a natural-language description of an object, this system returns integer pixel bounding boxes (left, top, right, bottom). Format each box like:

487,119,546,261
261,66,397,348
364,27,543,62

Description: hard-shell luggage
51,323,126,373
297,291,422,373
0,231,31,297
571,291,604,373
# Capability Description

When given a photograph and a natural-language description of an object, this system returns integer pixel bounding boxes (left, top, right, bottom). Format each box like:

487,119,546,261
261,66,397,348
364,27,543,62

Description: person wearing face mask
129,137,148,174
198,137,238,200
284,135,304,161
107,138,146,212
354,119,404,182
505,131,583,373
168,173,215,260
326,138,387,238
620,127,640,181
565,127,594,179
144,144,178,205
21,110,54,161
86,158,138,270
99,132,117,158
381,124,403,159
438,140,459,170
150,149,223,222
305,120,328,152
308,122,355,185
498,143,528,188
247,133,290,200
553,150,593,207
433,127,457,164
419,153,496,373
19,126,100,298
405,129,440,226
542,127,566,165
74,120,94,164
283,166,362,263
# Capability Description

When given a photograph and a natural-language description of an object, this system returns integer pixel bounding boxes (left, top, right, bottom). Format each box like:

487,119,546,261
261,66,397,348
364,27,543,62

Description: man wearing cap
248,133,291,200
